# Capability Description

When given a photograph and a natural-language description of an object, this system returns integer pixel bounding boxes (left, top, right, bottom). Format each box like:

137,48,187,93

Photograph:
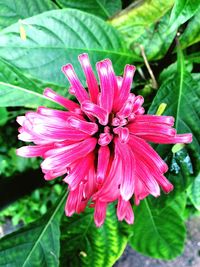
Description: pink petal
135,159,160,197
98,132,113,146
62,64,89,103
64,154,94,191
30,125,89,142
65,183,86,216
124,202,134,224
135,107,145,115
153,172,174,193
43,88,79,111
41,138,97,172
16,116,26,126
117,196,128,221
129,135,168,173
16,144,54,158
128,122,176,137
134,178,149,205
96,59,115,113
113,65,135,112
97,146,110,184
37,107,83,120
132,95,144,113
94,200,107,227
115,140,135,201
81,100,108,125
44,168,69,180
141,133,192,144
84,164,97,198
114,127,130,143
134,115,175,126
78,53,99,103
93,153,121,202
116,94,135,119
67,116,98,135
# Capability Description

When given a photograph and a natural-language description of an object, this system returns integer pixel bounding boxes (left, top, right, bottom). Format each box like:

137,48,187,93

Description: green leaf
188,172,200,210
149,47,200,174
60,204,128,267
129,196,186,259
186,52,200,64
0,9,134,87
169,0,200,32
158,60,193,83
55,0,122,19
0,58,42,92
0,107,8,125
180,9,200,49
110,0,174,47
130,11,177,60
0,191,67,267
192,73,200,84
160,148,193,207
0,59,67,108
0,0,58,30
0,81,58,108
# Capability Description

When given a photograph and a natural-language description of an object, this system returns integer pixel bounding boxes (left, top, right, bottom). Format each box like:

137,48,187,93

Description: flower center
79,94,145,146
92,112,133,146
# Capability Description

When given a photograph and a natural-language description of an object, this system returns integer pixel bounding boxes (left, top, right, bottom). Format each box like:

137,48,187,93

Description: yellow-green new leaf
110,0,174,46
180,9,200,49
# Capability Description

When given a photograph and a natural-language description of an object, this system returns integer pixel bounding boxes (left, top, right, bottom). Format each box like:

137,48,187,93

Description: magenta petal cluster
16,54,192,227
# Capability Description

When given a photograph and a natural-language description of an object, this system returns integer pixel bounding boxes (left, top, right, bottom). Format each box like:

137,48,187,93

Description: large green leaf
55,0,121,19
0,59,67,108
169,0,200,32
149,48,200,174
130,11,177,60
186,52,200,64
180,9,200,49
0,191,67,267
158,61,193,83
60,204,128,267
0,81,57,108
129,196,186,259
150,147,194,210
0,107,8,126
0,0,58,30
0,9,134,87
110,0,174,47
0,59,42,93
188,172,200,210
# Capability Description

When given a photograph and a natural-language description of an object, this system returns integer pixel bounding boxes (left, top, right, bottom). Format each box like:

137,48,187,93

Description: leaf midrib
0,46,134,59
0,81,45,98
144,199,175,251
96,0,110,18
0,81,57,108
22,191,67,267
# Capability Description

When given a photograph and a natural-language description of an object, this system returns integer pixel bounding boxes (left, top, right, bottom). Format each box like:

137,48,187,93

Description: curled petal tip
61,64,70,73
78,53,90,64
94,220,104,228
165,184,174,193
16,116,25,126
65,208,74,217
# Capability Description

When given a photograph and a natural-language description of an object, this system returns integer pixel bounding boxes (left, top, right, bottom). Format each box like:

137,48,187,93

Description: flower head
17,54,192,227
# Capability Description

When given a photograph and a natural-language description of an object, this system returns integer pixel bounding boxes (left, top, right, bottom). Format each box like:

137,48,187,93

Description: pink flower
16,54,192,227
